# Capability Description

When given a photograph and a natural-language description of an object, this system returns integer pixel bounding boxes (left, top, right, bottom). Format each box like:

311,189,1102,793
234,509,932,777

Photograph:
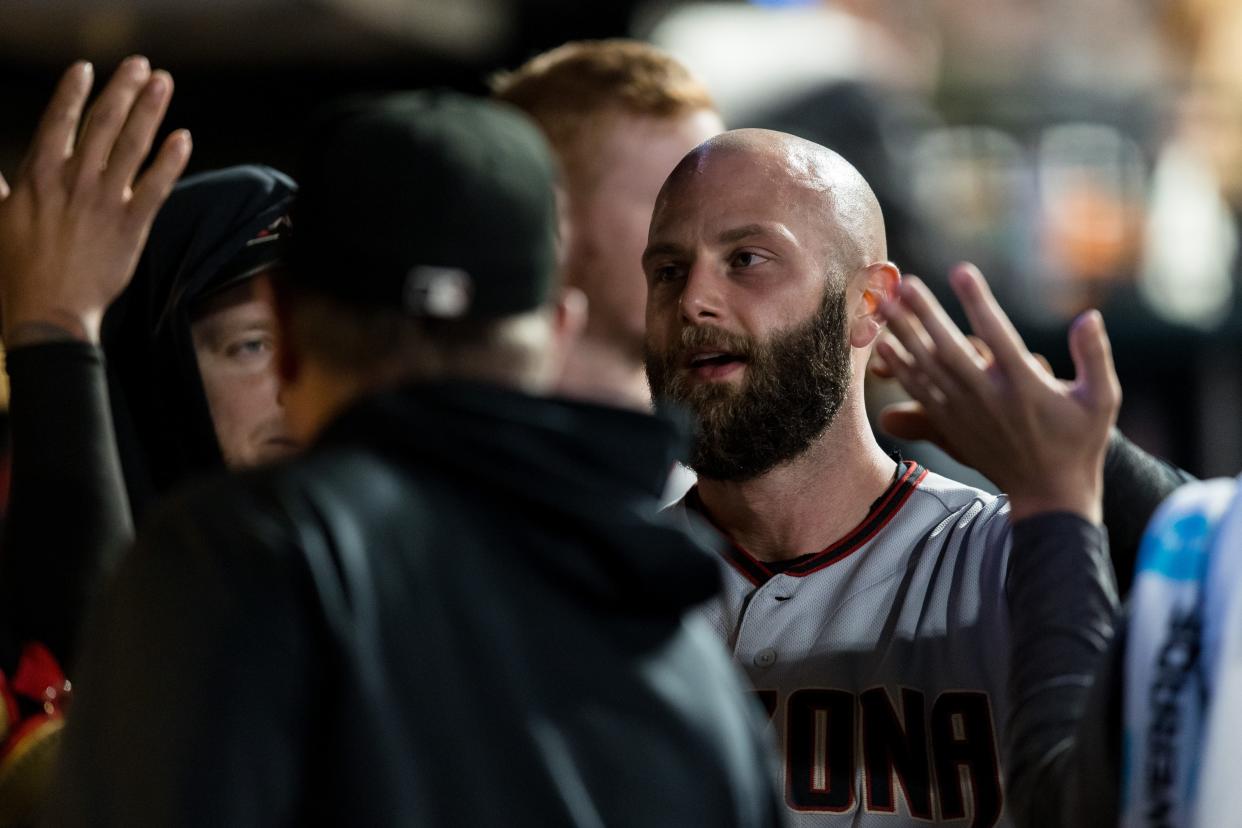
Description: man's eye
225,338,272,360
731,251,768,269
653,264,685,283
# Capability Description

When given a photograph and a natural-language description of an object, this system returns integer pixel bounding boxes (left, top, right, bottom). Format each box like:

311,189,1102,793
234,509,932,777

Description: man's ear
553,285,588,345
850,261,901,348
545,286,588,383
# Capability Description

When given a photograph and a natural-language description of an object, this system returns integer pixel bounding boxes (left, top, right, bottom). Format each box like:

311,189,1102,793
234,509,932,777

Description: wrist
1008,469,1107,521
1007,483,1103,525
4,307,101,346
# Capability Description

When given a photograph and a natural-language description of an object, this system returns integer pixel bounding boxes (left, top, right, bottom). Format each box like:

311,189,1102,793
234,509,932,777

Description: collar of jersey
687,460,928,585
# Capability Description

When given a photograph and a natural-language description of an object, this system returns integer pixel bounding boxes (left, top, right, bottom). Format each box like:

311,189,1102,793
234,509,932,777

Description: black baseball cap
288,90,560,319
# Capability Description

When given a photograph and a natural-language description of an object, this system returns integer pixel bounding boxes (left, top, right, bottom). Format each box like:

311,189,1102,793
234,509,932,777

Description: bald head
658,128,887,274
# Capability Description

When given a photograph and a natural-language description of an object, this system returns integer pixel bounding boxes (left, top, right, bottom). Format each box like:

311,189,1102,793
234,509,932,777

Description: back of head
284,91,562,388
492,39,717,184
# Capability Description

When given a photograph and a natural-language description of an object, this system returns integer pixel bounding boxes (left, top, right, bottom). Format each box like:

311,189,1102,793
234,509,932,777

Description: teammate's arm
875,262,1125,827
0,58,191,672
1100,429,1192,591
1002,513,1122,827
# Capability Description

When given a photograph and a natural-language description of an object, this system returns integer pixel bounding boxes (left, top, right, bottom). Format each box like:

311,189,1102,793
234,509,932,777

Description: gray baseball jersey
670,461,1014,827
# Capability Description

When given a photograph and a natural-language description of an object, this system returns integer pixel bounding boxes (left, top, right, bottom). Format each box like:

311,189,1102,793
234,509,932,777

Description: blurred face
564,107,723,354
191,273,299,468
642,149,852,480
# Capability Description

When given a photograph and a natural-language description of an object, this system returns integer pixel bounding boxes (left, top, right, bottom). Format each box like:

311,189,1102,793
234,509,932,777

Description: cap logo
404,266,473,318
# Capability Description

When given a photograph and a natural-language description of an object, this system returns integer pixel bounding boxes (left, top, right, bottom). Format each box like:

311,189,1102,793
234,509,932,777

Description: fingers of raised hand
898,276,989,376
949,263,1037,380
874,333,948,412
869,347,895,379
101,70,174,195
128,129,192,227
878,292,964,403
23,62,93,184
1068,310,1122,416
68,55,151,189
0,172,9,201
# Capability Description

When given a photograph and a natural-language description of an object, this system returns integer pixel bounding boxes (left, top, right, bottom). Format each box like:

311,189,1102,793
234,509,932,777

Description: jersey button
753,648,777,668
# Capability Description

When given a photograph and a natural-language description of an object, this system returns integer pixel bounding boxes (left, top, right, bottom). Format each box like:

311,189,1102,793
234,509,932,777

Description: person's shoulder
908,466,1008,516
897,466,1012,554
139,445,403,558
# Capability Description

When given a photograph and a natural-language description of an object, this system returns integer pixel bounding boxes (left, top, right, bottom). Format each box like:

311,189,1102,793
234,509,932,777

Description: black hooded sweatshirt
0,166,295,673
49,382,786,827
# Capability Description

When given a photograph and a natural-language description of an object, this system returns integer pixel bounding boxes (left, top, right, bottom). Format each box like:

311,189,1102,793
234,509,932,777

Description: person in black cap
106,164,299,512
0,60,303,824
0,58,299,684
0,55,191,825
47,90,784,826
0,166,298,673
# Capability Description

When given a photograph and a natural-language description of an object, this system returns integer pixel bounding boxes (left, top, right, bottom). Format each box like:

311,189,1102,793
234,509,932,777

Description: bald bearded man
644,130,1120,827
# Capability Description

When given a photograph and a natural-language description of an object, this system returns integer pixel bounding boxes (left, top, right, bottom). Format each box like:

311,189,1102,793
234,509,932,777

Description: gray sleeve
1004,513,1123,828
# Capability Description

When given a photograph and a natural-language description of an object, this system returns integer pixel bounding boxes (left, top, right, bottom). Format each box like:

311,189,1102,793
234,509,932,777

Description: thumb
1068,309,1121,412
0,171,9,201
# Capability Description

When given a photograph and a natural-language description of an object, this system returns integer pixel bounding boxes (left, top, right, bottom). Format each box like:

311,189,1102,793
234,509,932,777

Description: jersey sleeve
1004,512,1122,828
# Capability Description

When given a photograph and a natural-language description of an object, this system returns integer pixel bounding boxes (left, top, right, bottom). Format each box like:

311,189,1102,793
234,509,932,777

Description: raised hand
875,263,1121,523
0,57,191,346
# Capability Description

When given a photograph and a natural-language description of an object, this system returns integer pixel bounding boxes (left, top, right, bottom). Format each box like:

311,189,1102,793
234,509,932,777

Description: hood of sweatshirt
102,165,295,517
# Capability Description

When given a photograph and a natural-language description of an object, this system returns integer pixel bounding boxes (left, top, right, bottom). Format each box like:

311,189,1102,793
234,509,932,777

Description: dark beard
645,289,851,482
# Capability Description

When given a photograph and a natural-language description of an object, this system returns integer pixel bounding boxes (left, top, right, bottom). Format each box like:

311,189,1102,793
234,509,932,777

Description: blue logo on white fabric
1136,513,1214,582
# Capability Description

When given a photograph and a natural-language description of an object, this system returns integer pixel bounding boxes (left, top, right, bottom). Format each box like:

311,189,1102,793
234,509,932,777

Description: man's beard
645,288,851,482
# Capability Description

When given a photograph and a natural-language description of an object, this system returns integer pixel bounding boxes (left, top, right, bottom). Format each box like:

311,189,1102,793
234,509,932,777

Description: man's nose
679,262,725,325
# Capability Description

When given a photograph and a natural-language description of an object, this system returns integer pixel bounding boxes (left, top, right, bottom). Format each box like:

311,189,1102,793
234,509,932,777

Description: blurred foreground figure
49,92,783,827
644,129,1122,827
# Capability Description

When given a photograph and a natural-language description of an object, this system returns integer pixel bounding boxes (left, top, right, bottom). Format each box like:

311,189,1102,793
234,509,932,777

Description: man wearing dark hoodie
45,91,785,826
0,62,298,678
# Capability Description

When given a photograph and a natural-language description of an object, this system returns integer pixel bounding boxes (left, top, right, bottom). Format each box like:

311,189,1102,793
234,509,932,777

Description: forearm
0,341,132,673
1102,428,1194,593
1005,513,1121,828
